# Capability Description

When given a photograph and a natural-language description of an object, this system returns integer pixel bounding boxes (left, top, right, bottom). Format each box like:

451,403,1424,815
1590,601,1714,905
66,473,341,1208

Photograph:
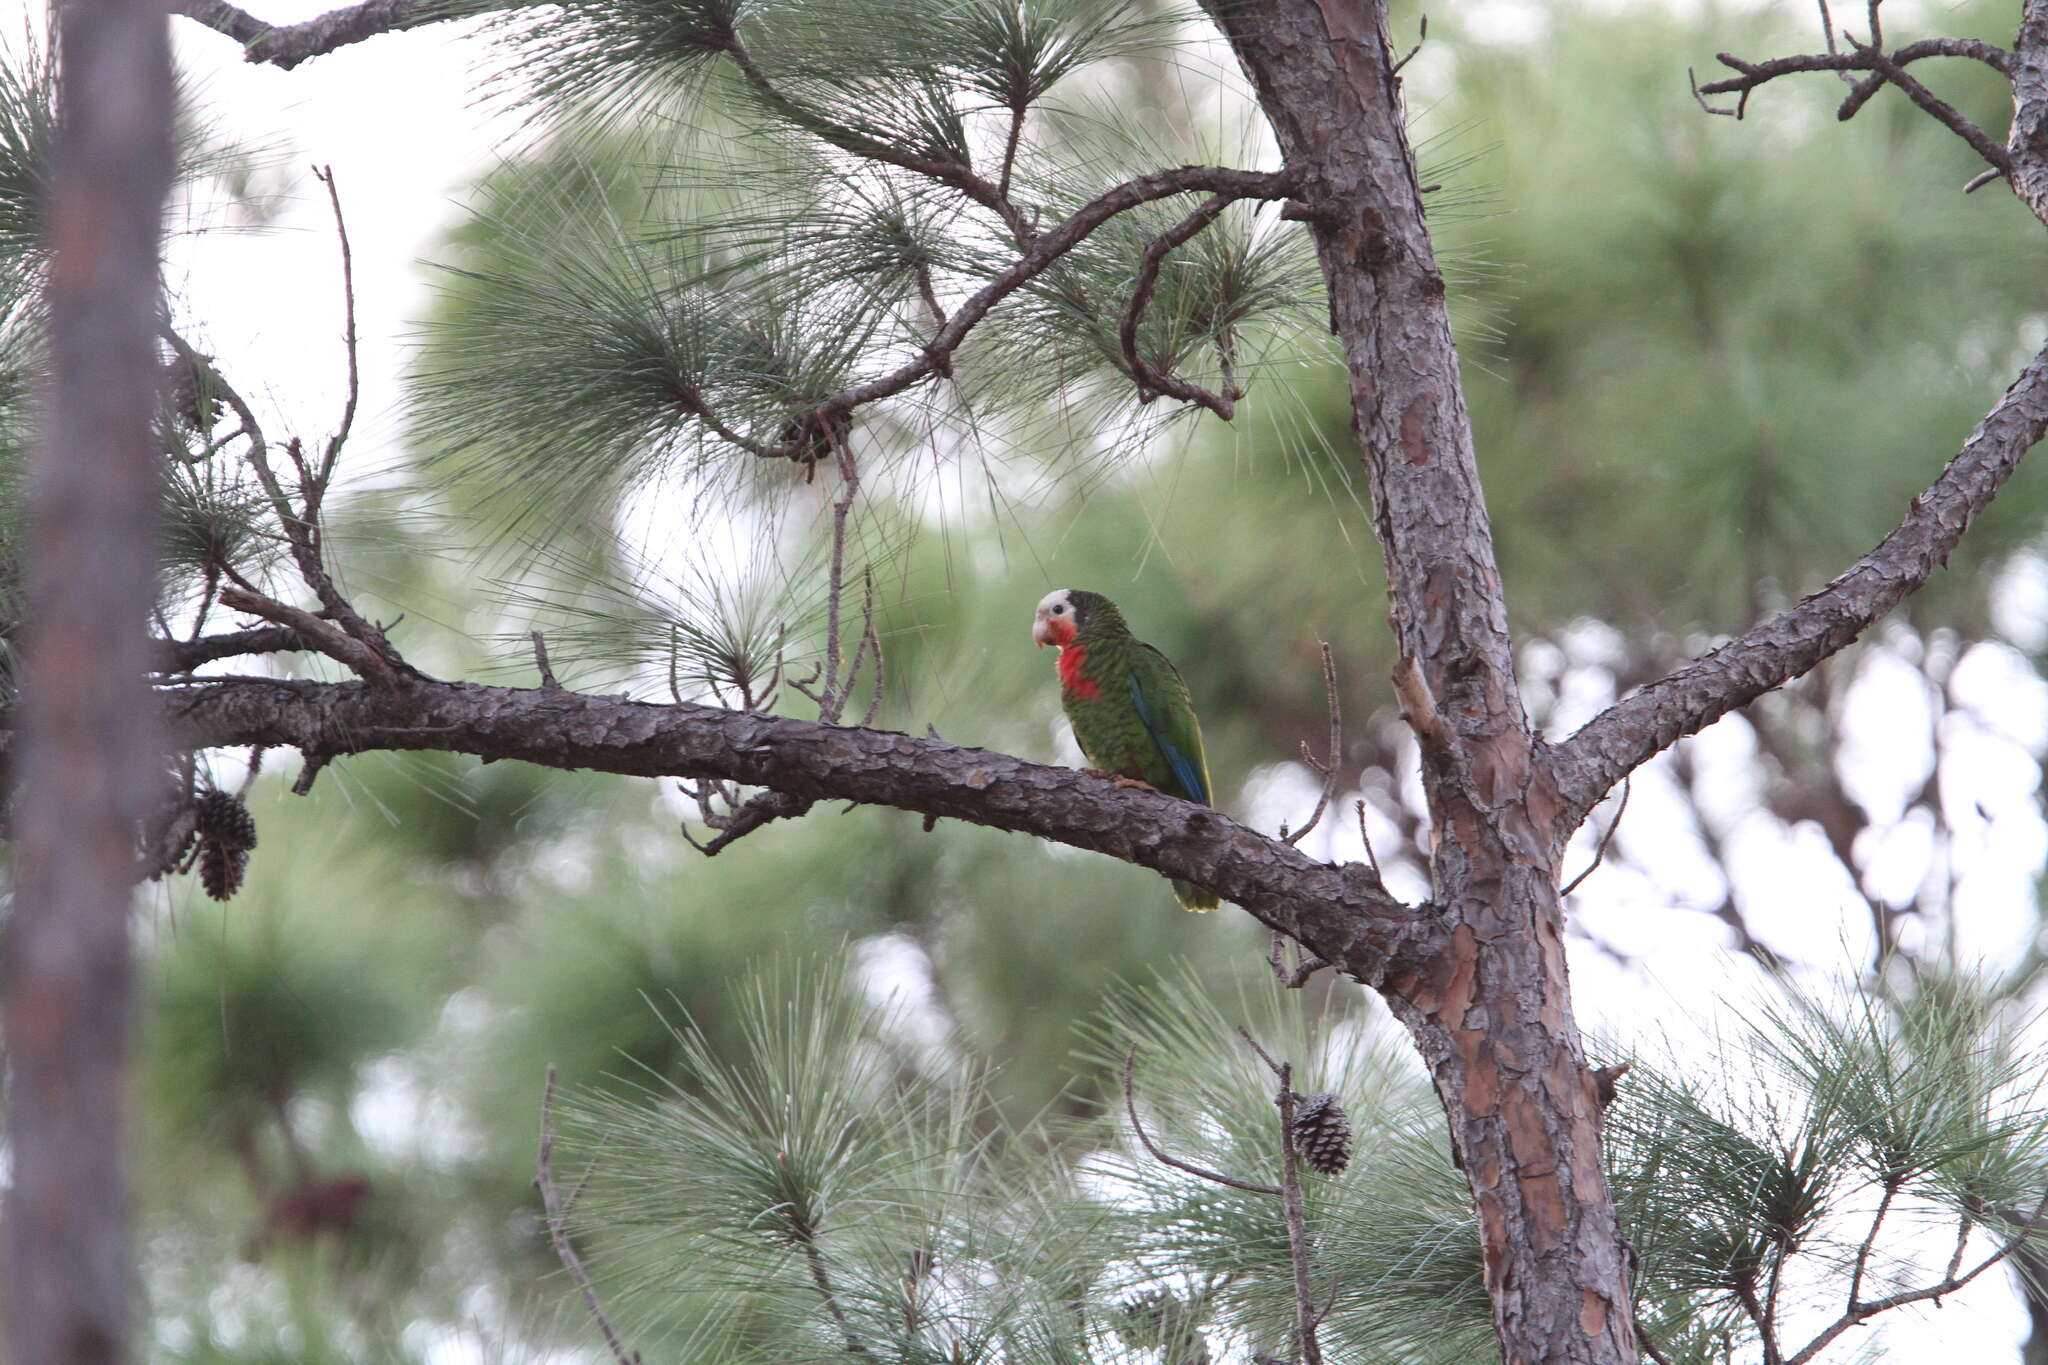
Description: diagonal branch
1550,342,2048,832
169,0,480,68
150,675,1437,980
1842,36,2010,174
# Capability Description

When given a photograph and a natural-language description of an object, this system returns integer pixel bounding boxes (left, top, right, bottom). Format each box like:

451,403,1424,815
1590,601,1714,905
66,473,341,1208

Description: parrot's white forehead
1034,589,1073,615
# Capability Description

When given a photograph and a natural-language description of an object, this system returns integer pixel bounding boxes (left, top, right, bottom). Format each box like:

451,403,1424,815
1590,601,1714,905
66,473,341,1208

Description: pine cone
164,354,222,432
198,841,248,901
194,789,258,852
1290,1091,1353,1176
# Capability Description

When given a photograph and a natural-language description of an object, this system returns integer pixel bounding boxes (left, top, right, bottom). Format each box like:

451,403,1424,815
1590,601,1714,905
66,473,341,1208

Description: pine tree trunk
2,0,174,1361
1213,4,1636,1361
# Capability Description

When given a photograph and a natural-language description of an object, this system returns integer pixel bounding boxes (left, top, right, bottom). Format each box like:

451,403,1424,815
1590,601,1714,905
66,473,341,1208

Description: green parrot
1032,588,1219,911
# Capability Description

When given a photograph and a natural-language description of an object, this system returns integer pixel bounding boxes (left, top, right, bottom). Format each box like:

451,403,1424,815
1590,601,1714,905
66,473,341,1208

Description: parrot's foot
1111,775,1161,793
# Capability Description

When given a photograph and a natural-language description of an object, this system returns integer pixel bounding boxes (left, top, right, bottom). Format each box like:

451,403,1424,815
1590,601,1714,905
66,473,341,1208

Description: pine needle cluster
550,956,2048,1365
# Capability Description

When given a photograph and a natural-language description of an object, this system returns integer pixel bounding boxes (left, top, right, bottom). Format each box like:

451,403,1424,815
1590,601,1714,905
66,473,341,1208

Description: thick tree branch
1551,341,2048,831
147,675,1435,979
153,625,307,673
169,0,478,68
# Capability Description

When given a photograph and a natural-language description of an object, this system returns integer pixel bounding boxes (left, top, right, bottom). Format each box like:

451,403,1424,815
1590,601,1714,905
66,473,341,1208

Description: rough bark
1207,4,1631,1362
2008,0,2048,227
169,0,472,68
3,0,173,1360
149,675,1439,978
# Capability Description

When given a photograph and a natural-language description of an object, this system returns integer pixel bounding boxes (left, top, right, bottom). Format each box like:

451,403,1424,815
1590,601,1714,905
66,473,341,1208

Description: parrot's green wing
1128,643,1211,807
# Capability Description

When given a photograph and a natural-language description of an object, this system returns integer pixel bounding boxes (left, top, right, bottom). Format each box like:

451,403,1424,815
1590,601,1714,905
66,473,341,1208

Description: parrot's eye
1051,604,1065,615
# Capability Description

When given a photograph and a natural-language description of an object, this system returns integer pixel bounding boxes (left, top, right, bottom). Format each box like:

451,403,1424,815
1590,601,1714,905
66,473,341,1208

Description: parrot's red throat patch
1057,644,1100,700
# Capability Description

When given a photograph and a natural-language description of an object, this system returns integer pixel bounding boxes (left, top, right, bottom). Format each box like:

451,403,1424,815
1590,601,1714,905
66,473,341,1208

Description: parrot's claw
1111,775,1161,793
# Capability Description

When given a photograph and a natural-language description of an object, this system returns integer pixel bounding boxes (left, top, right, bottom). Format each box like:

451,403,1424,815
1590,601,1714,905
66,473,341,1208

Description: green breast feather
1061,631,1217,911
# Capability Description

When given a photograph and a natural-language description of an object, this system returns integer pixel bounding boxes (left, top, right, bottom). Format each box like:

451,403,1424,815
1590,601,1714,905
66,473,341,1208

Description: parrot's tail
1172,878,1219,912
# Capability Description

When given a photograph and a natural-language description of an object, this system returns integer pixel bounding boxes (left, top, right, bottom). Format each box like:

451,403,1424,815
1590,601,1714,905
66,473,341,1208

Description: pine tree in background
7,0,2048,1362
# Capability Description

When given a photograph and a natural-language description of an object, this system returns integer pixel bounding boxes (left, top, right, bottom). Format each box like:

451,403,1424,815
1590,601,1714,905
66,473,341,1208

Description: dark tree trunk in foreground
3,0,173,1359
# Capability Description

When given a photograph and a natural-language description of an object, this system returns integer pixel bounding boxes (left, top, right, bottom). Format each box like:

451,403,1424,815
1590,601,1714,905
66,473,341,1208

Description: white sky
60,0,2048,1358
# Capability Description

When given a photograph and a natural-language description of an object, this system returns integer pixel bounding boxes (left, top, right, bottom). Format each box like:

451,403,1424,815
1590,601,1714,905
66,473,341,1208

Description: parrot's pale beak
1031,616,1052,647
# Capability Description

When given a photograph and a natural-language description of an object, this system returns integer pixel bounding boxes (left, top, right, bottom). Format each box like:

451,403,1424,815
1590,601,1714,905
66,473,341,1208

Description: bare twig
687,789,815,855
309,166,358,494
856,577,886,729
1282,641,1341,847
912,262,951,373
1391,14,1425,75
1816,0,1845,68
793,162,1298,433
1847,1176,1902,1308
290,750,331,796
1119,191,1241,418
1696,38,2014,141
161,327,411,674
1691,65,1743,117
1239,1031,1325,1365
798,1236,870,1356
1268,929,1331,989
536,1066,642,1365
235,745,266,798
1355,799,1382,877
817,443,860,723
531,630,562,691
1559,775,1629,898
1844,35,2011,174
1121,1047,1282,1197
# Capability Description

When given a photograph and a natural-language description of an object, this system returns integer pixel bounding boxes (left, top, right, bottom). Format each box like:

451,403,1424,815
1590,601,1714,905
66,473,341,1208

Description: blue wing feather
1129,671,1209,806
